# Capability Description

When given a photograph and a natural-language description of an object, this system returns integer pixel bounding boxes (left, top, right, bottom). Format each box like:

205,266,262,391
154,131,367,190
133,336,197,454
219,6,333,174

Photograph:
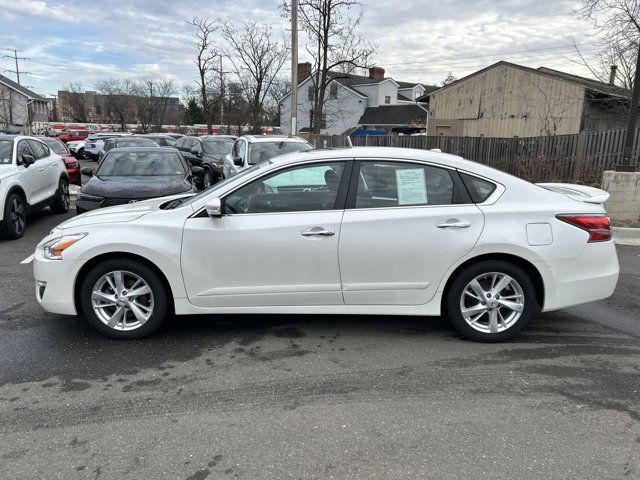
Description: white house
0,74,49,134
279,64,436,135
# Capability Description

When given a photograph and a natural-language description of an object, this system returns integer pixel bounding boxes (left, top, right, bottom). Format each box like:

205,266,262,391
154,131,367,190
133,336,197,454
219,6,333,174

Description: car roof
240,135,308,144
107,146,177,153
202,135,236,141
0,134,46,142
266,146,519,180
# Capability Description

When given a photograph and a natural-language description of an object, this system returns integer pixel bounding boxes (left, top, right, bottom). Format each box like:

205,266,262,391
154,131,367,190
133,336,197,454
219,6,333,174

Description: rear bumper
540,240,619,311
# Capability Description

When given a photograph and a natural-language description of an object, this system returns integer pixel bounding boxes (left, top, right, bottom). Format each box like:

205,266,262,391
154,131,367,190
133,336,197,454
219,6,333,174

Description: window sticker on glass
396,168,427,205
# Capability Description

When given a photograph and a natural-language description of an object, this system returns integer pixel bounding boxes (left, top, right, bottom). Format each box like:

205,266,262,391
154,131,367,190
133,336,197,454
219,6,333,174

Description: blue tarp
351,129,387,136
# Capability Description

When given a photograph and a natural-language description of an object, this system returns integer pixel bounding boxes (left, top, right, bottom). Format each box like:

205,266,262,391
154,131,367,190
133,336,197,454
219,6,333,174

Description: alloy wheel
203,170,213,189
10,198,25,235
459,272,525,334
91,270,154,331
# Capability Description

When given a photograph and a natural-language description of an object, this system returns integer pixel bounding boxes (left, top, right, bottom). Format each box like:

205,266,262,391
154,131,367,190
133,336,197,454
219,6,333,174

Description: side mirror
81,166,94,177
191,166,204,175
21,154,35,167
205,197,222,217
190,147,203,158
233,156,243,167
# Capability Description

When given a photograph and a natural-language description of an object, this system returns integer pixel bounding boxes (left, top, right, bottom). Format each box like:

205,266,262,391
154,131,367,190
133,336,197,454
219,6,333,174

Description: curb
613,227,640,246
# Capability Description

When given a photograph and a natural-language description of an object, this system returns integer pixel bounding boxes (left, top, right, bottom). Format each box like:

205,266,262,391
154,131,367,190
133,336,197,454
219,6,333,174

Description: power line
2,49,29,84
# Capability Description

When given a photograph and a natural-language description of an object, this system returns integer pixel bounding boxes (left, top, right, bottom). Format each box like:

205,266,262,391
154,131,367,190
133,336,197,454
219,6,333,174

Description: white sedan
33,147,619,341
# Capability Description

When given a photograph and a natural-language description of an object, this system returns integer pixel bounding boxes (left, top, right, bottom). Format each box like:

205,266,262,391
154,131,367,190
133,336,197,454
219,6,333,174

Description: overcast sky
0,0,602,98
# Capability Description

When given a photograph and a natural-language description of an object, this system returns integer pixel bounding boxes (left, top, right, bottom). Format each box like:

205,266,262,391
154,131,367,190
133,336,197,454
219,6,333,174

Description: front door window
224,162,345,214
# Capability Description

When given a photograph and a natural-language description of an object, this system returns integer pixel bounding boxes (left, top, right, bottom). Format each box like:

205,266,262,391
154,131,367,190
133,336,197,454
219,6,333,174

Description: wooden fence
308,128,640,185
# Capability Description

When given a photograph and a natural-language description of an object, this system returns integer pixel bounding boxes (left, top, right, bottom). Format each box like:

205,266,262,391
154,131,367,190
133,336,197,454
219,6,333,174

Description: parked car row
0,135,70,239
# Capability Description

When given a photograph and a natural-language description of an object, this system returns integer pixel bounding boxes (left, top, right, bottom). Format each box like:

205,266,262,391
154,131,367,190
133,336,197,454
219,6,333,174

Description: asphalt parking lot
0,206,639,479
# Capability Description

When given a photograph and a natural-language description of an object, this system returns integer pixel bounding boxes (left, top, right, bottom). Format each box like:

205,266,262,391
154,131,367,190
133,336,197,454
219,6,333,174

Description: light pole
618,45,640,172
290,0,298,137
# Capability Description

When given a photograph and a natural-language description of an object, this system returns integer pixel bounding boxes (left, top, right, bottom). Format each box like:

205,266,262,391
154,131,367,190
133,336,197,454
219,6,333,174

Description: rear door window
354,161,460,208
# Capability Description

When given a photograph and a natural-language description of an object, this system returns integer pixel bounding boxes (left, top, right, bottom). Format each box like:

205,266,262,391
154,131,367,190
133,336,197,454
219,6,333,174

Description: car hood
82,175,192,198
204,153,225,163
56,193,193,230
0,164,17,181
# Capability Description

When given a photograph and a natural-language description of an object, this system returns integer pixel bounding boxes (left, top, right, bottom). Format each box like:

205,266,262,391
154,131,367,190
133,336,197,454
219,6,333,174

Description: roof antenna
346,136,353,148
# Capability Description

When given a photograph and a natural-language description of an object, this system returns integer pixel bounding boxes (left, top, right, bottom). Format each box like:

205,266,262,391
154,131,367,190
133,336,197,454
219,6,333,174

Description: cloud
0,0,604,97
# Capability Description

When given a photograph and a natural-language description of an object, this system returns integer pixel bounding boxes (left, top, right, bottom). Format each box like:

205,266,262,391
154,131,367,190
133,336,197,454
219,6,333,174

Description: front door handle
37,167,44,172
301,227,335,237
437,219,471,229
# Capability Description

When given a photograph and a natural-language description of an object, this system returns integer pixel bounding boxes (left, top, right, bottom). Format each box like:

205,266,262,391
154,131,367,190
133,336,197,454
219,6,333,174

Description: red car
39,137,81,185
58,130,90,143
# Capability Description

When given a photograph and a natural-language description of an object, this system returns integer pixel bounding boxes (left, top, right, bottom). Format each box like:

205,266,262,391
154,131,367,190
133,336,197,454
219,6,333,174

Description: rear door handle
301,227,335,237
37,167,44,172
437,219,471,229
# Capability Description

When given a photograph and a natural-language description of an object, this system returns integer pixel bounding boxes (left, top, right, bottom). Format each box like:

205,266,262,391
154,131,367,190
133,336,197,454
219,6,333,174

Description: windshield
0,140,12,164
203,140,233,155
97,151,186,176
248,141,312,165
177,162,270,209
42,139,67,155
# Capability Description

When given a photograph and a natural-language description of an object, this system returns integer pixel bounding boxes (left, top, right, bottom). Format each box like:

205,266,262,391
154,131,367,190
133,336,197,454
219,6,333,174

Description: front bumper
33,248,81,316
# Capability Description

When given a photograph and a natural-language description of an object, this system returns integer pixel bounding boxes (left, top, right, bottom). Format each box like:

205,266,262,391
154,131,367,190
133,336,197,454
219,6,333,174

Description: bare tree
222,21,288,131
62,82,89,122
0,88,14,130
575,1,640,88
281,0,376,133
133,78,176,132
95,79,136,132
188,17,220,134
441,72,457,86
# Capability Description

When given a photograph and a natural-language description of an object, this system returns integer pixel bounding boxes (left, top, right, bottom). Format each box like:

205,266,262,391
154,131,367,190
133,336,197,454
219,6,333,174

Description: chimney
609,65,618,85
369,66,385,80
297,62,311,84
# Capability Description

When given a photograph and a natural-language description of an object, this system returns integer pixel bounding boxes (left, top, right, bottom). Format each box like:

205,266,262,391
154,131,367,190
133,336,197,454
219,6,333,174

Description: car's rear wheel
0,193,26,239
80,259,168,339
446,260,536,342
50,178,70,214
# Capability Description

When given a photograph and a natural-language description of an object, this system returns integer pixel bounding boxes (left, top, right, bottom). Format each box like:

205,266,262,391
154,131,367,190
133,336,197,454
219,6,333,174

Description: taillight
556,214,611,242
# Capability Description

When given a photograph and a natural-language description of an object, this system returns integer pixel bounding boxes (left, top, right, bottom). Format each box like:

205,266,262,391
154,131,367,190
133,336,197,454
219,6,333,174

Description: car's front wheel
203,168,216,189
80,259,169,339
446,260,536,342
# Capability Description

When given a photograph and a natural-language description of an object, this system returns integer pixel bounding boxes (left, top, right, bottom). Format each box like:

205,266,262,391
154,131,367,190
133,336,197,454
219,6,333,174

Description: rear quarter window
459,172,497,203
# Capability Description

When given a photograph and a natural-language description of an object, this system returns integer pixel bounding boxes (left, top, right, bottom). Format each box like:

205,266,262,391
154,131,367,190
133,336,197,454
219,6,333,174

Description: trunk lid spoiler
536,183,610,204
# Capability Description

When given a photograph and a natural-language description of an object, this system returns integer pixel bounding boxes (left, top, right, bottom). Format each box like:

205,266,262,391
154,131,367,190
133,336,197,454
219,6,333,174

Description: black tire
77,148,85,159
80,259,169,339
202,168,217,189
445,260,536,342
0,193,26,240
50,178,70,214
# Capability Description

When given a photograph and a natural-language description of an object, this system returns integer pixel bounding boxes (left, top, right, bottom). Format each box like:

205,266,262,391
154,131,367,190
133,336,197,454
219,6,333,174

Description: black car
175,135,236,189
76,147,202,214
98,136,160,161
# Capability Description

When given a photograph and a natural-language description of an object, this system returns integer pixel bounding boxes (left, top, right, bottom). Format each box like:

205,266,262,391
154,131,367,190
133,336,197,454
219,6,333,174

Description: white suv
223,135,313,178
0,135,70,239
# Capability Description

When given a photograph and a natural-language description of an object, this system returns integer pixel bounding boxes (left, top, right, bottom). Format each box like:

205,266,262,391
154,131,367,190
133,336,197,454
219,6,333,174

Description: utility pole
3,49,29,85
219,54,224,132
290,0,298,137
619,45,640,172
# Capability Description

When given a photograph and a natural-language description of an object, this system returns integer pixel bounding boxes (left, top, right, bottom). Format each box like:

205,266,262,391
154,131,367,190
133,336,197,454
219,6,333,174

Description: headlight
77,192,103,202
43,233,88,260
